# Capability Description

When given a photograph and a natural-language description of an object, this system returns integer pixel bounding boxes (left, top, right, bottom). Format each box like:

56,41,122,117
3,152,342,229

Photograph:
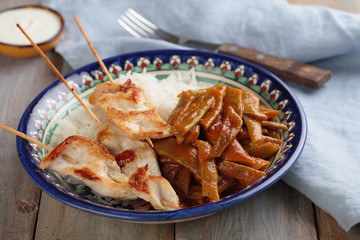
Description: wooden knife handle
218,43,331,88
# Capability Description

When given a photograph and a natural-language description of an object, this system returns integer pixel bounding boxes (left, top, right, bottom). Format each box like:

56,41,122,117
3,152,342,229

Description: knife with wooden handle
217,43,331,88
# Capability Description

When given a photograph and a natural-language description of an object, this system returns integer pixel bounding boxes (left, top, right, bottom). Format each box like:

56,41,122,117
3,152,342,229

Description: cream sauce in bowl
0,7,62,45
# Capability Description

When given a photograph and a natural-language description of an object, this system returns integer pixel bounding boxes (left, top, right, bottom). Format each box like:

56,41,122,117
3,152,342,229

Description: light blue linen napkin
43,0,360,231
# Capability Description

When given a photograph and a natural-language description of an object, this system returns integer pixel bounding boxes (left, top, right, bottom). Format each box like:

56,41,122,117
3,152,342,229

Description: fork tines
118,8,158,39
118,8,178,42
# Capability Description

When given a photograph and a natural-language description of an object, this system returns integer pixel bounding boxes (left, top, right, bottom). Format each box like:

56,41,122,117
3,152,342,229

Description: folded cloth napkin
43,0,360,231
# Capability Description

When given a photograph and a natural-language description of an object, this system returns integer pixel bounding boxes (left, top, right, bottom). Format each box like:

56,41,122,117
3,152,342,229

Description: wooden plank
0,117,41,240
315,208,360,240
0,1,64,238
288,0,360,14
175,181,317,240
34,194,174,240
0,44,63,240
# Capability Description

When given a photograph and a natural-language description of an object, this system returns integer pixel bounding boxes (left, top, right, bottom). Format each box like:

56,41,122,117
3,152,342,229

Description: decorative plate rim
16,49,307,222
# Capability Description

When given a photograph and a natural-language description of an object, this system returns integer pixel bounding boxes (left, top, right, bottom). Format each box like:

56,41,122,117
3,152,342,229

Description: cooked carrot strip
203,118,223,144
252,157,270,171
261,121,288,131
159,157,182,182
237,127,268,141
218,176,235,194
186,185,204,205
265,129,281,140
238,138,252,149
243,115,263,144
196,140,220,202
259,105,280,119
223,86,243,117
222,140,255,166
154,137,201,180
174,167,192,195
263,135,282,145
218,161,265,188
168,91,195,125
244,142,280,159
211,106,243,157
183,124,200,145
171,95,214,137
242,90,267,121
200,85,225,129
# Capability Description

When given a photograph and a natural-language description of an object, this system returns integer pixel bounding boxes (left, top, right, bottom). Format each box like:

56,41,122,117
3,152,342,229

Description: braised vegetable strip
200,85,226,129
170,95,214,138
218,161,265,189
222,86,243,117
196,140,219,202
154,137,200,180
243,115,263,144
211,106,243,158
155,84,288,207
242,90,267,121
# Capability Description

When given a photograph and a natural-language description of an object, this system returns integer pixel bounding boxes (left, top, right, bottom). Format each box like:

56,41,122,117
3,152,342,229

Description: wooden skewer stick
160,199,180,210
16,24,102,126
139,126,154,148
0,123,53,152
73,15,116,84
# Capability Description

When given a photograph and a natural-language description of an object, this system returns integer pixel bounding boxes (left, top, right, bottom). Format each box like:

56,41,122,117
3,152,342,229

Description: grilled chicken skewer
89,79,172,140
14,24,180,210
0,123,179,210
40,135,180,210
73,16,156,147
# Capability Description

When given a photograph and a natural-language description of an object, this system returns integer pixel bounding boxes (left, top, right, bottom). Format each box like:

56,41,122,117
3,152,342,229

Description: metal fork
117,8,220,50
117,8,331,88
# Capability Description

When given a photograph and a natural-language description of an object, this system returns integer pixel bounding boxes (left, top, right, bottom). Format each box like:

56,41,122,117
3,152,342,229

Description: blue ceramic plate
17,49,307,223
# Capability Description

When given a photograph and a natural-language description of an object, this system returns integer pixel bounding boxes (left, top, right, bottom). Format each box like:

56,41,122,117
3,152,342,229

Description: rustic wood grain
34,194,174,240
315,208,360,240
175,181,317,240
0,2,64,239
0,46,63,239
288,0,360,13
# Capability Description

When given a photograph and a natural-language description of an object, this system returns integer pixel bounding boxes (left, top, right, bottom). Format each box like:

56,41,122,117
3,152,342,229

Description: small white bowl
0,5,64,58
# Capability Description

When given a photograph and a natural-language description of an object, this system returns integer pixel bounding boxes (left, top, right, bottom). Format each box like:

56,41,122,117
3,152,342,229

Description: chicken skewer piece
39,135,180,210
89,79,172,140
73,16,154,147
0,123,180,210
97,124,161,177
14,24,178,209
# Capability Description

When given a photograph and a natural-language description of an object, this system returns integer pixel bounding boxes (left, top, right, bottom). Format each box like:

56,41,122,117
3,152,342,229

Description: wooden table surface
1,0,360,239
